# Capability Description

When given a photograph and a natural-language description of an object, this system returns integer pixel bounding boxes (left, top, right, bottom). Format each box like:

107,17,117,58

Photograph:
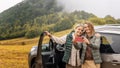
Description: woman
45,24,84,68
80,21,102,68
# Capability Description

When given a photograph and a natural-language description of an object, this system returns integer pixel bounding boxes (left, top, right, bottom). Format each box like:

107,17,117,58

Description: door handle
111,60,120,65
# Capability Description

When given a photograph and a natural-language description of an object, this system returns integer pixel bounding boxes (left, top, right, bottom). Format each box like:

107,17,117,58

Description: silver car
28,24,120,68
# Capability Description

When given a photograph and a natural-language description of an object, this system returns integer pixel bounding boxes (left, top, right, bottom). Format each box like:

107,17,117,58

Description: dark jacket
62,31,82,63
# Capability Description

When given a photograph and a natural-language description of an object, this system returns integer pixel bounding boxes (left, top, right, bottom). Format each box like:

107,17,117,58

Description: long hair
84,21,95,35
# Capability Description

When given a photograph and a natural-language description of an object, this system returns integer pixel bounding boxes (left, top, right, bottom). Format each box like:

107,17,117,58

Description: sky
0,0,120,19
0,0,23,13
57,0,120,19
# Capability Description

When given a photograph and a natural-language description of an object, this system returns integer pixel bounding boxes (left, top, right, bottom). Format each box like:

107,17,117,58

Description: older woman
45,24,84,68
80,21,102,68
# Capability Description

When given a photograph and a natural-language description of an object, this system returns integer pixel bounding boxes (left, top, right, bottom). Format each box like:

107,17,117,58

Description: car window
42,36,50,51
42,36,50,44
100,33,120,54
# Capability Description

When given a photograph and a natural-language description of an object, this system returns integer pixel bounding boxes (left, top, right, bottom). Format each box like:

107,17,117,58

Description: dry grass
0,44,34,68
0,29,71,68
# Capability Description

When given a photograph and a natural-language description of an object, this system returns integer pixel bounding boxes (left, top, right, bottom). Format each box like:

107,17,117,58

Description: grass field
0,29,71,68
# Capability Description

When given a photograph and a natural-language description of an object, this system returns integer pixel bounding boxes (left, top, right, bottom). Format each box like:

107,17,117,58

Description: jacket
80,34,102,64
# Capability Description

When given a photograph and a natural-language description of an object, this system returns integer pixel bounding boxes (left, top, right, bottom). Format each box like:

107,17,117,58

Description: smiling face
74,26,83,36
84,22,95,35
84,24,91,33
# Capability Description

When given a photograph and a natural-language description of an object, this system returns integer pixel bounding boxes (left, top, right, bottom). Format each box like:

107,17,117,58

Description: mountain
1,0,113,40
0,0,63,40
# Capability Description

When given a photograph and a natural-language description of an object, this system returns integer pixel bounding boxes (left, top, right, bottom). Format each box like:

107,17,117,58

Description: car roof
104,24,120,26
95,24,120,35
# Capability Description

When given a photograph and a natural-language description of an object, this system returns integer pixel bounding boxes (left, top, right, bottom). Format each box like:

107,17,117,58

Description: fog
57,0,120,19
0,0,120,19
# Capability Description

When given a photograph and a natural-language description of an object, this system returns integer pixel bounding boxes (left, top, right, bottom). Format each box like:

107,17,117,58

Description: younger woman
81,22,102,68
45,24,84,68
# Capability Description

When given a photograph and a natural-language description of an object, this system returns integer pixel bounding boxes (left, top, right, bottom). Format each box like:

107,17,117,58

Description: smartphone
75,36,84,42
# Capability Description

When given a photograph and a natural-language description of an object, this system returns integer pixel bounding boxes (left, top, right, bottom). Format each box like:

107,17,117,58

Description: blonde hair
74,24,84,30
84,21,95,35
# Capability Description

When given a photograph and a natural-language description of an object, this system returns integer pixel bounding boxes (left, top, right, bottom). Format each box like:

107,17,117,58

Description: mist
56,0,120,19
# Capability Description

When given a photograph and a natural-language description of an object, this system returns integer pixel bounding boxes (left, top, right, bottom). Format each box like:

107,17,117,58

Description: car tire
31,62,36,68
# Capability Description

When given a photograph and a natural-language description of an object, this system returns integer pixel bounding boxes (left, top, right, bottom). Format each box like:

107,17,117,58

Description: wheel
31,62,35,68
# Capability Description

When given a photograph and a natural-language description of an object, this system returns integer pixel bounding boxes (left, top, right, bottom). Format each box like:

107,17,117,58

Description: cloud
57,0,120,19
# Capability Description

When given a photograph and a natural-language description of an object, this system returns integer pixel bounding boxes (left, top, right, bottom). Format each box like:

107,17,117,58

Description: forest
0,0,120,40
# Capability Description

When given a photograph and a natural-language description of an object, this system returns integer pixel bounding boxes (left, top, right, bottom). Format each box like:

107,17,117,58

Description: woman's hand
44,31,52,37
73,39,77,45
83,37,90,45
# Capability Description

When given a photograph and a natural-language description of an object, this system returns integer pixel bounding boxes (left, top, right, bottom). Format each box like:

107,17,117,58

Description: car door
100,33,120,68
41,38,57,68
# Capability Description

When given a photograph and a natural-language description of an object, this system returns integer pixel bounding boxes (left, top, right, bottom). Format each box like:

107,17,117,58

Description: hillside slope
0,0,63,40
0,29,72,45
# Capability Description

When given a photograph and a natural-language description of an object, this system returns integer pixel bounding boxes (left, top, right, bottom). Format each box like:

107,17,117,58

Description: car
28,24,120,68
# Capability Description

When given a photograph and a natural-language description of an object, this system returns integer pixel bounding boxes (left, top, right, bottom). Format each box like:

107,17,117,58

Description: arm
45,31,67,44
51,35,67,44
83,33,101,49
89,33,101,49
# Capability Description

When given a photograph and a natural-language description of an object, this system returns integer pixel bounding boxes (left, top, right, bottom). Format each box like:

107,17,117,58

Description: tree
116,19,120,24
0,0,63,39
54,17,73,32
89,17,106,25
104,15,117,24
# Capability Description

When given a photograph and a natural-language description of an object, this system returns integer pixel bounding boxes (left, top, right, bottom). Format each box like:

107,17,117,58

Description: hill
0,0,119,40
0,29,72,45
0,0,63,40
0,29,72,68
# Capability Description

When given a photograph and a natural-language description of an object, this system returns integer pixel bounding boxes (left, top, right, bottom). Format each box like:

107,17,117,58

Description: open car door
34,32,46,68
34,32,57,68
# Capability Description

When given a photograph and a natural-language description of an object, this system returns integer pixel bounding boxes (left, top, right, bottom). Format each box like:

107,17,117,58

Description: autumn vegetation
0,0,120,68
